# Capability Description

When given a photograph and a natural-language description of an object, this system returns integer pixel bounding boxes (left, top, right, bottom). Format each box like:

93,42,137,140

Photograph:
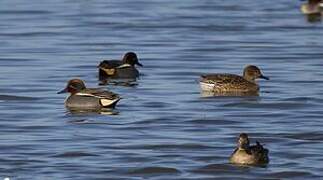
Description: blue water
1,0,323,179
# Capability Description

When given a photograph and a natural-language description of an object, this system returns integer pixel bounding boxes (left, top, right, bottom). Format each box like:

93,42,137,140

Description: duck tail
100,98,121,108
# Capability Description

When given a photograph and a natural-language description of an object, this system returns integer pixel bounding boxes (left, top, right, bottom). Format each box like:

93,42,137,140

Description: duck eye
69,85,77,90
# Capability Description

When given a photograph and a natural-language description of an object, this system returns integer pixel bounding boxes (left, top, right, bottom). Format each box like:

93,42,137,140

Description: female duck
98,52,143,80
200,65,269,95
58,79,121,109
230,133,269,166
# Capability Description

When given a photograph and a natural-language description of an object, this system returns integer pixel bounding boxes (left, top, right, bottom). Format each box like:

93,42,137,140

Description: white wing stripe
117,63,131,69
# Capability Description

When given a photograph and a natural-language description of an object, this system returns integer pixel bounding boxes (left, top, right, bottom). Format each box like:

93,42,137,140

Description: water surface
0,0,323,179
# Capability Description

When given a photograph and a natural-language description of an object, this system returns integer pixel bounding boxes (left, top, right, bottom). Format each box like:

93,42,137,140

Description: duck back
200,74,259,93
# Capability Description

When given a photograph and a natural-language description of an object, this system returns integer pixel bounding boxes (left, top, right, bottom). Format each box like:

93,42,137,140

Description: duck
301,0,323,15
98,52,143,80
199,65,269,95
57,79,121,109
229,133,269,166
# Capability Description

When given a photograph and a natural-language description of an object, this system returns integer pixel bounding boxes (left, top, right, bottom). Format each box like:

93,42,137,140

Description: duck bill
136,61,143,67
260,75,270,80
57,88,68,94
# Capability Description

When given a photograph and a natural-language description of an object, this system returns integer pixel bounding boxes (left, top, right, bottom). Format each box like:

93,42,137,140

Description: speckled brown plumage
200,74,259,92
199,65,269,95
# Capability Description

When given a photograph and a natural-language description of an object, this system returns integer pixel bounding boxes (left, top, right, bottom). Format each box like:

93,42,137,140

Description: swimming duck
199,65,269,94
57,79,121,109
301,0,323,15
229,133,269,166
98,52,143,80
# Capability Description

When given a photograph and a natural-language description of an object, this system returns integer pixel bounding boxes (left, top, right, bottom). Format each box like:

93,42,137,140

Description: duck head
57,79,86,94
237,133,250,150
308,0,321,5
123,52,143,67
243,65,269,83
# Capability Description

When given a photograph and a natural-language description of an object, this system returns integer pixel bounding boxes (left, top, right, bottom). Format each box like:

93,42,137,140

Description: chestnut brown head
57,79,86,94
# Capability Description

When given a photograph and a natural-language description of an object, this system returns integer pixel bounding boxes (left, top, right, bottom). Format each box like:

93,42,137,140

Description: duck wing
250,141,264,153
91,90,121,107
94,91,120,100
98,60,123,69
75,89,121,108
78,88,120,100
91,90,120,100
200,74,257,92
200,74,243,83
250,141,269,163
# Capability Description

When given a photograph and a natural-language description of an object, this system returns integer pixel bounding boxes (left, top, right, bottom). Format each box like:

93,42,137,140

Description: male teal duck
301,0,323,15
98,52,143,80
229,133,269,166
199,65,269,95
58,79,121,109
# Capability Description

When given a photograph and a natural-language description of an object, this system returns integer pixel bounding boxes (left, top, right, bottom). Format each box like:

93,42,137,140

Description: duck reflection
67,107,119,115
200,90,259,97
306,13,322,22
98,78,138,87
